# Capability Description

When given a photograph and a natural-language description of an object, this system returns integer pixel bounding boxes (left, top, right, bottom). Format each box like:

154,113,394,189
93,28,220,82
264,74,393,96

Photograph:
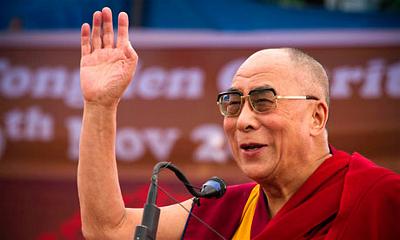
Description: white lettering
24,107,54,140
191,124,229,163
166,68,204,99
137,67,166,99
4,106,54,141
32,67,67,98
116,128,144,161
64,69,83,108
142,128,180,161
123,63,204,100
1,64,31,98
63,122,180,162
122,63,142,99
386,61,400,97
360,59,384,98
5,109,24,140
331,66,363,98
1,56,399,106
0,58,205,102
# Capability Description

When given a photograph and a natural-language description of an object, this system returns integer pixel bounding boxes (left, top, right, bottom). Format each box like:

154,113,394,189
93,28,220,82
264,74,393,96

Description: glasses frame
216,87,319,117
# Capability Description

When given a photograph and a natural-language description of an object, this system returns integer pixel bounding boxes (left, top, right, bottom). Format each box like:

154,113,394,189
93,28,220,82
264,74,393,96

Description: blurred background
0,0,399,239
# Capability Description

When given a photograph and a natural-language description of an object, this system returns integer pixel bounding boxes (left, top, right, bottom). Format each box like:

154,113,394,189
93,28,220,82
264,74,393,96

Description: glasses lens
219,93,242,116
249,89,275,112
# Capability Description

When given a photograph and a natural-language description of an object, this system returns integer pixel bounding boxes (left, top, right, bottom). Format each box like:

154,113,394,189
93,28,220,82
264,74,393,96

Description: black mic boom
133,162,226,240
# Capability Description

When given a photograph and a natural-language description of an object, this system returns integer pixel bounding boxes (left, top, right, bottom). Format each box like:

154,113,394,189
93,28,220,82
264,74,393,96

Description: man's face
223,51,314,182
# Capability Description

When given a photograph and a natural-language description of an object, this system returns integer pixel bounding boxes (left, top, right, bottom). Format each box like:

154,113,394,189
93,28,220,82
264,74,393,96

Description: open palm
80,8,138,107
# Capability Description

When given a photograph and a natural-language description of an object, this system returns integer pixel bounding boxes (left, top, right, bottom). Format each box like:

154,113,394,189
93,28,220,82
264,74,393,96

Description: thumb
123,42,138,62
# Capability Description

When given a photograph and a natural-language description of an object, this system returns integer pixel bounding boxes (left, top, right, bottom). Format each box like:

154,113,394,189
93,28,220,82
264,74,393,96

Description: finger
116,12,129,48
123,43,138,62
102,7,114,48
91,11,102,50
81,23,91,56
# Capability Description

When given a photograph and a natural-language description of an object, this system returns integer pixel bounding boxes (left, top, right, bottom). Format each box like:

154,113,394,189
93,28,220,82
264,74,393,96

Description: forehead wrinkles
232,61,294,93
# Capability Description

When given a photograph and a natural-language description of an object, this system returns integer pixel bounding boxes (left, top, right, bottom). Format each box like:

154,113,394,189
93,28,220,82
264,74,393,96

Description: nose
236,98,260,132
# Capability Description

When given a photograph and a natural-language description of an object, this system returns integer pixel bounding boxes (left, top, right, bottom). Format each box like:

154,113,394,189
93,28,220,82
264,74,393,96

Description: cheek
258,114,286,133
268,112,308,146
223,118,237,145
223,118,235,134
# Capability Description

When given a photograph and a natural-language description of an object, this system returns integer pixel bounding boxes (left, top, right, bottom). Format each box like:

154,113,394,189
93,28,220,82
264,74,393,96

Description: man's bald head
284,48,330,106
236,48,330,106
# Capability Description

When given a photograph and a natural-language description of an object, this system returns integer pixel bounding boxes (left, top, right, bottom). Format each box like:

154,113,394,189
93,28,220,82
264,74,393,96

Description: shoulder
333,175,400,240
329,148,399,193
348,152,398,184
358,168,400,204
332,149,400,217
346,152,399,198
360,165,400,207
330,152,400,239
348,153,399,209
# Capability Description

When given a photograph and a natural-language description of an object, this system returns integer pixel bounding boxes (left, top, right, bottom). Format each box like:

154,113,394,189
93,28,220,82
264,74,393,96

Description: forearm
78,102,126,237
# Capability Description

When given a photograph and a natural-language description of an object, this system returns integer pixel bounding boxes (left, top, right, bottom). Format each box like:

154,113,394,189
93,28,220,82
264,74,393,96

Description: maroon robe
182,147,400,239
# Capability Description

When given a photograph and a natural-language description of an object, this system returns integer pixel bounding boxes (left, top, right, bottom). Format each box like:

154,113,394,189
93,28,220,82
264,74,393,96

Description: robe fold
182,147,400,239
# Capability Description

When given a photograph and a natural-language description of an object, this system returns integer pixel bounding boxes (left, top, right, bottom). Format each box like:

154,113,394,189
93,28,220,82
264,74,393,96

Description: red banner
0,30,399,239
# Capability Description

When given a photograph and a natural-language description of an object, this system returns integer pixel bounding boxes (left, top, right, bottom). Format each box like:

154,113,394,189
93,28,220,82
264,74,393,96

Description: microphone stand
133,162,166,240
133,162,225,240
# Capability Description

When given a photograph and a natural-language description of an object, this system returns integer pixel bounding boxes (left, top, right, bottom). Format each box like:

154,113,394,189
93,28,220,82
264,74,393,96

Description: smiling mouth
240,143,267,151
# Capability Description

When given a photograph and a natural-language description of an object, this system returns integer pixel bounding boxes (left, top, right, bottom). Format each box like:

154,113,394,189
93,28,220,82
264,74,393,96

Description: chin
239,164,271,183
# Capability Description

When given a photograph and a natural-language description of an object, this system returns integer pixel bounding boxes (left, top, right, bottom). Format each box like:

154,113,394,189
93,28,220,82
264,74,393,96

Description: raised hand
80,7,138,107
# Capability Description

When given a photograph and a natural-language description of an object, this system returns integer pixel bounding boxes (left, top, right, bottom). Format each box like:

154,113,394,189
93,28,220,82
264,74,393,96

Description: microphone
133,162,226,240
199,177,226,199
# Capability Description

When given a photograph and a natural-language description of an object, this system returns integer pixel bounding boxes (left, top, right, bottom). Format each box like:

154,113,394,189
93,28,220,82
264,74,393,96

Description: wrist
83,100,119,114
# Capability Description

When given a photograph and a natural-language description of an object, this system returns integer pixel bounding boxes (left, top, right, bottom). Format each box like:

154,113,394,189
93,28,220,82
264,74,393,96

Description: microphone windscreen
201,177,226,198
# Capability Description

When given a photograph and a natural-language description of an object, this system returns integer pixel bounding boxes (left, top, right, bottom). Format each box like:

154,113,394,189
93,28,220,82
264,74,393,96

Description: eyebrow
226,84,275,93
226,87,241,92
251,85,274,91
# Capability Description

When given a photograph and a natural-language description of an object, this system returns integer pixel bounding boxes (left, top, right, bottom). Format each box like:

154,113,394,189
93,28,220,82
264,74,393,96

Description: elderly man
78,7,399,240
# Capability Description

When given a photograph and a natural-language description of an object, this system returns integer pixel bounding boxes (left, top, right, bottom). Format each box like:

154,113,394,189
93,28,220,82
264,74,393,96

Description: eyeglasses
216,87,319,117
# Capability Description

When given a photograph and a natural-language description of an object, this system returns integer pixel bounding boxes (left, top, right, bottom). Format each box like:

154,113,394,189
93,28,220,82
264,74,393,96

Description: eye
250,90,275,111
225,96,241,107
227,99,241,105
253,97,272,104
251,92,273,103
220,93,241,114
253,97,273,108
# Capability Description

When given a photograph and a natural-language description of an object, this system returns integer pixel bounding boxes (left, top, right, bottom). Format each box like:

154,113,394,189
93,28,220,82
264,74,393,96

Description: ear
310,101,329,136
